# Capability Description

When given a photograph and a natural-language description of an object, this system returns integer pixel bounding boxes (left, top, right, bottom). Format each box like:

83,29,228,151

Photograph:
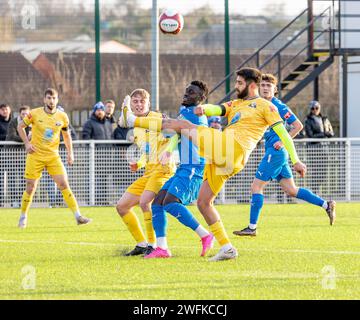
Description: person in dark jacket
304,101,334,195
305,101,334,139
0,103,12,206
82,102,111,140
104,99,116,139
5,106,31,206
0,103,12,141
6,105,31,142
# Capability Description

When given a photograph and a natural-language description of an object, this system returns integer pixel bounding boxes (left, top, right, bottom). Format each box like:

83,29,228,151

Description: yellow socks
20,191,33,215
209,220,231,246
61,188,80,215
143,211,156,245
135,117,163,132
122,211,146,244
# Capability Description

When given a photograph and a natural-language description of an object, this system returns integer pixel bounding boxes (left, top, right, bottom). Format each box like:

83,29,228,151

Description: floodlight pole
225,0,231,95
151,0,159,111
95,0,101,102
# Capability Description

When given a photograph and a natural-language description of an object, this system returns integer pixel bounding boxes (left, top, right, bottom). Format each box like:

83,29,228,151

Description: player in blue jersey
233,74,336,237
120,80,214,259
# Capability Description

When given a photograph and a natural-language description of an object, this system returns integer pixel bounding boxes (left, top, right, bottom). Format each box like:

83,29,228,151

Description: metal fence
0,138,359,208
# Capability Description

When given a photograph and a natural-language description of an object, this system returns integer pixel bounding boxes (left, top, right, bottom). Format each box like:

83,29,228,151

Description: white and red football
159,10,184,35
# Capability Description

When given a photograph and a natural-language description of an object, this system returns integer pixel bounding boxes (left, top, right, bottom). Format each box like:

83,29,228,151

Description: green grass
0,203,359,300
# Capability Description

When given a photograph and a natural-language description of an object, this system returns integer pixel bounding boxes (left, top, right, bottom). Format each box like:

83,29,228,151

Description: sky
140,0,309,16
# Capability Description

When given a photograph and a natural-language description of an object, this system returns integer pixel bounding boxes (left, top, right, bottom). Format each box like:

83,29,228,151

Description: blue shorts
255,148,293,182
161,166,204,206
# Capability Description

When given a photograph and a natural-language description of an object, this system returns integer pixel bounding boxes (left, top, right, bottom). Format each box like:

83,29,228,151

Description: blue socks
250,193,264,226
164,202,200,231
296,188,325,207
151,204,167,237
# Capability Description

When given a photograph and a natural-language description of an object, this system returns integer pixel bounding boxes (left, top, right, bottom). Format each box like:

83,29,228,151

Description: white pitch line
0,239,360,256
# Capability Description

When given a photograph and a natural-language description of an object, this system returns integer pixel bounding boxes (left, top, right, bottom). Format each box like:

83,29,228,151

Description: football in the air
159,10,184,35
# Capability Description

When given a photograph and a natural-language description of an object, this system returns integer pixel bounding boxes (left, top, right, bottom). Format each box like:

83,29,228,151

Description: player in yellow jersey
119,68,307,261
17,88,91,228
116,89,176,256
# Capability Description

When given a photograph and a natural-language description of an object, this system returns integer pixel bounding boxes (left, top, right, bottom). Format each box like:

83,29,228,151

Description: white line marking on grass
1,239,360,256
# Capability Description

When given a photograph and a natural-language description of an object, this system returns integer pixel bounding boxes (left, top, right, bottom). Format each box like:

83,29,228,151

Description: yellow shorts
197,126,248,196
24,154,66,180
126,167,174,196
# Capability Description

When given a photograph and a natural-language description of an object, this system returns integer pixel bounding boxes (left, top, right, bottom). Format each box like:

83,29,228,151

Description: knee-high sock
209,220,230,246
164,202,200,231
151,204,167,238
296,188,325,207
135,117,162,132
121,211,146,244
143,211,156,245
61,188,80,215
249,193,264,226
20,191,33,215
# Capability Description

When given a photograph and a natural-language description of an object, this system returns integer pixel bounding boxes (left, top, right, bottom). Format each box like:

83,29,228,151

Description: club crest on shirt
269,104,277,112
55,122,62,126
248,102,257,108
284,111,291,120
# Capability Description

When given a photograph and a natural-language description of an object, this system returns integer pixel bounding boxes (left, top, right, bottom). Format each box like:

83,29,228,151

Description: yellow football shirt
133,111,176,173
22,107,69,158
222,97,283,152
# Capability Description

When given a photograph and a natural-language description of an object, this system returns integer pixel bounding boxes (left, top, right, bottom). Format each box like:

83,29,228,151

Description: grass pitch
0,203,359,300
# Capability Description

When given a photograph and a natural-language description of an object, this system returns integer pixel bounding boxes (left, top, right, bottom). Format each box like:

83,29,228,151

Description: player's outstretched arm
194,104,224,117
272,122,306,177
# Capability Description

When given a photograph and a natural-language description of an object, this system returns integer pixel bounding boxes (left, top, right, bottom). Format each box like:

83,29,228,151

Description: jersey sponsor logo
284,112,292,120
44,128,54,141
55,122,62,126
248,102,257,108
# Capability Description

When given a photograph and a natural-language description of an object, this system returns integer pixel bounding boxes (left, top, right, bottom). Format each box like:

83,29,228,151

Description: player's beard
236,85,249,99
46,104,56,111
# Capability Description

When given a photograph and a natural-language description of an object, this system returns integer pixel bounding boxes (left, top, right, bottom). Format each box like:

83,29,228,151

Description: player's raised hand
159,151,171,166
294,161,307,178
67,152,74,166
25,142,36,154
129,162,138,172
194,105,205,116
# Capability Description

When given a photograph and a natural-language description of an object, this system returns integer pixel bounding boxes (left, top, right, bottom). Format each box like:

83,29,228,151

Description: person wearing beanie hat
82,101,110,140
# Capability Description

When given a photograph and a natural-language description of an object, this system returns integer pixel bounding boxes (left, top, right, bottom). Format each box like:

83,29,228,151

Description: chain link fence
0,138,359,208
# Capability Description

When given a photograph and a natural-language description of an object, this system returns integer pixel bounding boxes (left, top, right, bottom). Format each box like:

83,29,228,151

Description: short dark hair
261,73,278,86
190,80,209,98
44,88,58,97
236,68,262,85
19,105,30,113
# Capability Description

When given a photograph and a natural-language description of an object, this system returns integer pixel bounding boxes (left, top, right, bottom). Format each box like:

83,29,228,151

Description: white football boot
209,246,238,262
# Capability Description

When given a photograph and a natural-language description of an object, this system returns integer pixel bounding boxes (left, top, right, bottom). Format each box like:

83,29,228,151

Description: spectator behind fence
304,100,334,195
6,105,31,142
305,100,334,140
82,102,112,140
104,99,116,138
0,104,12,206
0,104,12,140
4,106,31,207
